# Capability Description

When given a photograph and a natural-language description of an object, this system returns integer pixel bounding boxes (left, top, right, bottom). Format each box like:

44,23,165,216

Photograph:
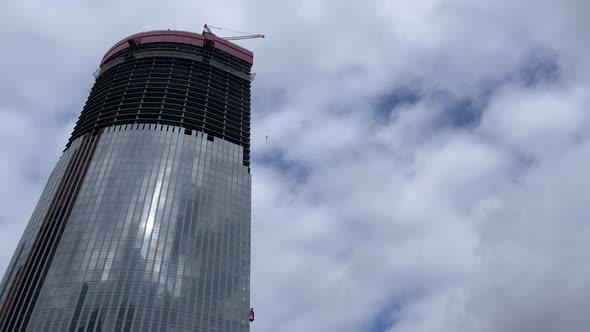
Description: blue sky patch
374,87,421,122
441,97,485,129
366,300,403,332
517,47,560,87
254,151,310,183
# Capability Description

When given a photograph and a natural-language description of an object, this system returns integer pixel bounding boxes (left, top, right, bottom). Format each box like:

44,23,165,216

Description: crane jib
203,24,265,41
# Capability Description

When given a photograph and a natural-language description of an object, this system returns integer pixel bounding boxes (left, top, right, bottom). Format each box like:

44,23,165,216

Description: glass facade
0,30,253,332
3,125,251,331
0,138,81,311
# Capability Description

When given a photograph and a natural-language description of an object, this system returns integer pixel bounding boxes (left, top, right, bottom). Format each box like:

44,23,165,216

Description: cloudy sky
2,0,590,331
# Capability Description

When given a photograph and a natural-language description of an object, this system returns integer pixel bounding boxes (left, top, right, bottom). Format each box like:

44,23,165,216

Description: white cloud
480,85,590,155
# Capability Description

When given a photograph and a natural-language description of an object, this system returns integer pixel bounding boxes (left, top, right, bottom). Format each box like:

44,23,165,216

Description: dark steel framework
70,36,252,166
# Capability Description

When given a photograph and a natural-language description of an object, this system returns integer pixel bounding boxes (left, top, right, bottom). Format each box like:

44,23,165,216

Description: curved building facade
0,30,253,332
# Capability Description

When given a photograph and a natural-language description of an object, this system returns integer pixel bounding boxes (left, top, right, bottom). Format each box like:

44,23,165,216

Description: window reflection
20,125,252,331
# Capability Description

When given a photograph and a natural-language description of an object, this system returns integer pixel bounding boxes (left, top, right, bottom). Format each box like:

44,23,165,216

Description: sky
1,0,590,331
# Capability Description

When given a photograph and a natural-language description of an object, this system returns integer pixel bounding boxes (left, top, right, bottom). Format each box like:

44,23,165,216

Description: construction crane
203,24,265,41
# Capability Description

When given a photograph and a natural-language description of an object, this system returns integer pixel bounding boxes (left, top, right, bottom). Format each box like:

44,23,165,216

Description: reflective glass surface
13,124,251,332
0,139,81,307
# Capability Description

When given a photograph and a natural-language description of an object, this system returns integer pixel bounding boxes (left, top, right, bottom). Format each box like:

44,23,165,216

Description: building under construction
0,29,256,331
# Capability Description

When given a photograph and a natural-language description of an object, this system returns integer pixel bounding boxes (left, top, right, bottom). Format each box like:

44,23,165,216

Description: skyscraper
0,30,253,331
